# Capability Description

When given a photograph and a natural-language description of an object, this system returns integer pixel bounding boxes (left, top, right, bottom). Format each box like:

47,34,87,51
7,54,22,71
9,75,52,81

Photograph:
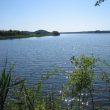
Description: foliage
63,55,97,110
95,0,105,6
0,63,24,110
0,30,29,36
0,65,62,110
0,55,110,110
62,55,110,110
0,30,60,39
69,55,97,91
52,31,60,36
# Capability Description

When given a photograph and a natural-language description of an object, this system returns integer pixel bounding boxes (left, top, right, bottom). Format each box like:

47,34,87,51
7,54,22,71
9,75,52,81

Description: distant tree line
0,30,29,36
51,31,60,36
0,30,60,39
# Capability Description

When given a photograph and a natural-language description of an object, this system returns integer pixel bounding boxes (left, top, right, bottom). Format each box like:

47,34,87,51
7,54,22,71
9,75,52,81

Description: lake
0,33,110,107
0,33,110,84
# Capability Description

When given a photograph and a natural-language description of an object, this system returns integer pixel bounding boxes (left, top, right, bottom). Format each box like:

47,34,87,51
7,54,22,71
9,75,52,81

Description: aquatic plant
0,60,24,110
0,55,110,110
64,55,97,110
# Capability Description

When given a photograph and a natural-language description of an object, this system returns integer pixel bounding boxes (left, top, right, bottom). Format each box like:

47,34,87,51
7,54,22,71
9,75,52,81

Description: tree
95,0,105,6
52,31,60,36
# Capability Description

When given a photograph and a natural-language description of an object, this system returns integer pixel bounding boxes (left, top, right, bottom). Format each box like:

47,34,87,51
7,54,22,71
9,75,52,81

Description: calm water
0,34,110,84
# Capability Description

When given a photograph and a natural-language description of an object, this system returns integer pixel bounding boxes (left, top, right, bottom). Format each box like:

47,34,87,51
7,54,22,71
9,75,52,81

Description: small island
0,30,60,40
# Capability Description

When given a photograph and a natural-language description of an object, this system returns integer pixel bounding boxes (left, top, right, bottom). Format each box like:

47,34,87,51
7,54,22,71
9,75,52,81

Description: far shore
61,30,110,34
0,34,53,40
1,30,110,40
0,30,60,40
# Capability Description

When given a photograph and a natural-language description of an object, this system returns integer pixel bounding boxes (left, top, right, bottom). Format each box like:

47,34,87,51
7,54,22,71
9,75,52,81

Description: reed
0,55,110,110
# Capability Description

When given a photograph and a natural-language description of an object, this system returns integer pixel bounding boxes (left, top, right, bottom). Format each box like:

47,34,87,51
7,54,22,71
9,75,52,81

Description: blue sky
0,0,110,32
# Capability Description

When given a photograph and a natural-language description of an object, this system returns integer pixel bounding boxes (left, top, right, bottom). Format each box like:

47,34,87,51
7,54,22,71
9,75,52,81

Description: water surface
0,34,110,84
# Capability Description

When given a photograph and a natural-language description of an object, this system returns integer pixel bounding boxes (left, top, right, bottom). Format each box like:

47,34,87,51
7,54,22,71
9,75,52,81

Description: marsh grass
0,60,24,110
0,55,110,110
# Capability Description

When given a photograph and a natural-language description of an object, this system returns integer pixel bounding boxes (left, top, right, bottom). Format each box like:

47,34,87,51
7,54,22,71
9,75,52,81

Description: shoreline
0,30,60,40
0,34,54,40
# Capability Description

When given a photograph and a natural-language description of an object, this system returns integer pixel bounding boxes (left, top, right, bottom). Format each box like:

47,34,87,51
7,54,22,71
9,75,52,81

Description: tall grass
0,60,24,110
0,55,110,110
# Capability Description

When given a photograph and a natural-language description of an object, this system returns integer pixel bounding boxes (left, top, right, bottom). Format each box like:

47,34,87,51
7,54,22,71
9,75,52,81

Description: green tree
65,55,97,110
95,0,105,6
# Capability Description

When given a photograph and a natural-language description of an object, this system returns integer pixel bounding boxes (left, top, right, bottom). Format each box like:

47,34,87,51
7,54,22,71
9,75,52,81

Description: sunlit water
0,34,110,108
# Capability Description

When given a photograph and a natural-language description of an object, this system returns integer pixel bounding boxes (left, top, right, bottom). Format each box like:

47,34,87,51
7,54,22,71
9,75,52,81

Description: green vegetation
95,0,105,6
0,30,60,40
64,55,97,109
51,31,60,36
0,55,110,110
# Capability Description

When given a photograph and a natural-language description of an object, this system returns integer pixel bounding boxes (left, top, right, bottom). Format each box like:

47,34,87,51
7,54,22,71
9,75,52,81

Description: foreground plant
6,70,63,110
64,55,97,110
1,55,110,110
0,62,24,110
